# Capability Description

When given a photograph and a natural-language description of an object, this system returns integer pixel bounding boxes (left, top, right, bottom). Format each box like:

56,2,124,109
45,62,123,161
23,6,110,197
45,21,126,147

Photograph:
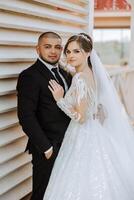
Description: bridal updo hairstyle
64,33,93,70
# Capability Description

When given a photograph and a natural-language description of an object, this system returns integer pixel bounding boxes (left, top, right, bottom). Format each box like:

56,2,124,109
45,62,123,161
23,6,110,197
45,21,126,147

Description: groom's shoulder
19,60,39,77
17,61,41,88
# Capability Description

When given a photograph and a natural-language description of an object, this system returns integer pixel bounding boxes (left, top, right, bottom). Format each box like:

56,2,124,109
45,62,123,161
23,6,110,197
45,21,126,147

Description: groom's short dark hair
38,32,61,44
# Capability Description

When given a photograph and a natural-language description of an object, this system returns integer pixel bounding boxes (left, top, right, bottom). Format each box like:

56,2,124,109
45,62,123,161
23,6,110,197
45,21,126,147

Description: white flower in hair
59,59,76,76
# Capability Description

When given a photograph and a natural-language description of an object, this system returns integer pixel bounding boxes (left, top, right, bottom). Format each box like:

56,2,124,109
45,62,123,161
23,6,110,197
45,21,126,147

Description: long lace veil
90,49,134,155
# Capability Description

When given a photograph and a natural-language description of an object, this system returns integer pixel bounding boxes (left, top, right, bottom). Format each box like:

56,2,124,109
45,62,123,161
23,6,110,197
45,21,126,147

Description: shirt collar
38,57,59,71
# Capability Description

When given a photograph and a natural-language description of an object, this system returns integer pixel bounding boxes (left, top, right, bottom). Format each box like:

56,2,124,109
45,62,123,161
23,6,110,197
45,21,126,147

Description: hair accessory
78,34,91,43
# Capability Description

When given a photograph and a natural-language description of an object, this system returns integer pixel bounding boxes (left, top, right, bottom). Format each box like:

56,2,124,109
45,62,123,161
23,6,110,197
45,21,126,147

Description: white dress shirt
38,57,68,92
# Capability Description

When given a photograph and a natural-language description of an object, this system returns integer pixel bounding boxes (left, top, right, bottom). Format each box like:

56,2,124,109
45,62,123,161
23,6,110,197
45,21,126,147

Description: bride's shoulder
72,72,95,92
72,72,86,83
72,72,87,88
72,72,85,81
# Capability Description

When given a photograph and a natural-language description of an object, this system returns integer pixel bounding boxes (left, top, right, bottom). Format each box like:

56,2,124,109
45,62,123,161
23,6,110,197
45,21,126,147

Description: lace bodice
57,72,96,123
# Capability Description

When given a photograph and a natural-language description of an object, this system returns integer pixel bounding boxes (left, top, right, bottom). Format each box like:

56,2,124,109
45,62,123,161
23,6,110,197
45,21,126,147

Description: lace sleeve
57,74,89,123
57,98,81,122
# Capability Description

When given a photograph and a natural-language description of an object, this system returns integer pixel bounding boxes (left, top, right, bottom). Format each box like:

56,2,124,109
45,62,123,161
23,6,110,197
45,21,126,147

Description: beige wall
0,0,92,199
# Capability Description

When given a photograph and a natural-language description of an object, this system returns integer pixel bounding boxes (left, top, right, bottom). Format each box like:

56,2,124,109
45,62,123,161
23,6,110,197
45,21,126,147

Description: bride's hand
48,79,64,102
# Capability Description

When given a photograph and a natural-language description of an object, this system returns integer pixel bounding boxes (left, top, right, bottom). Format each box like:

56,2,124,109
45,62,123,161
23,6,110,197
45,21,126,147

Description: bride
43,33,134,200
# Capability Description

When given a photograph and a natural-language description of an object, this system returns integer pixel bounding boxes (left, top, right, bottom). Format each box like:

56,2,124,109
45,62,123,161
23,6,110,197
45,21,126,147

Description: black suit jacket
17,59,72,154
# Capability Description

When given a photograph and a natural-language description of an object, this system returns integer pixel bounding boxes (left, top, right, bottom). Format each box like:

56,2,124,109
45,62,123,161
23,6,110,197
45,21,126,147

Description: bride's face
65,41,89,68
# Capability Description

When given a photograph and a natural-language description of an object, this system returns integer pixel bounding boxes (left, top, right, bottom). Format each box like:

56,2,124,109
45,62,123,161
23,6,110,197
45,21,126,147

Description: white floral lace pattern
57,72,96,123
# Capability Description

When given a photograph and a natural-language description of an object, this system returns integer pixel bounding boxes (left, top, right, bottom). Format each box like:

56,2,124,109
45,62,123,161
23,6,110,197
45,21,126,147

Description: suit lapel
35,59,72,88
35,59,56,81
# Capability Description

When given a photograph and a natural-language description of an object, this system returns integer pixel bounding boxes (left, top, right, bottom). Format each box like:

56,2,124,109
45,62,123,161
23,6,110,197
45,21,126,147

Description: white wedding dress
44,51,134,200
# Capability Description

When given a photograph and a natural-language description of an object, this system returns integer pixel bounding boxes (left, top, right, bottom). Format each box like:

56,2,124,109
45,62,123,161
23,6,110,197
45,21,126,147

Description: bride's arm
57,97,87,124
48,77,88,124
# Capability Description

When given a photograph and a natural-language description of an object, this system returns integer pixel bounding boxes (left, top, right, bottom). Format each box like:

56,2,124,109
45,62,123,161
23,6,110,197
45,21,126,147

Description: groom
17,32,71,199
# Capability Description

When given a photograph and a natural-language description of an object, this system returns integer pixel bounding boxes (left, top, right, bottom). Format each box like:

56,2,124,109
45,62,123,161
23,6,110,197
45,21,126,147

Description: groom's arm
17,71,52,153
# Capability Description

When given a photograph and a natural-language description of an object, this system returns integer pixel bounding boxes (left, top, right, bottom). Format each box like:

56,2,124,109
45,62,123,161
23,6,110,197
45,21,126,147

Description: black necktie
51,68,65,90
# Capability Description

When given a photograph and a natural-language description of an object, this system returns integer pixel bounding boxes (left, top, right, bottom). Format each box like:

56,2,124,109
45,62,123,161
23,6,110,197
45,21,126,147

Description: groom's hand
44,147,53,159
95,104,107,125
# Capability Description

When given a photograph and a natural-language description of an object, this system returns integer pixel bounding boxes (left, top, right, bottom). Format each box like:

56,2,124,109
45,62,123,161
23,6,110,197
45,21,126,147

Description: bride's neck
76,63,91,74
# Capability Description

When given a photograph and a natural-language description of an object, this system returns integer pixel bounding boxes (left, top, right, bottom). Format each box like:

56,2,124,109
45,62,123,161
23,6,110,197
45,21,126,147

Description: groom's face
36,37,62,64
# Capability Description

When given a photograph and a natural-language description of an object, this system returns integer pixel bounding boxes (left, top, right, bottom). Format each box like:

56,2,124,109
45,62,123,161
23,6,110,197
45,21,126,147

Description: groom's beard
40,56,59,65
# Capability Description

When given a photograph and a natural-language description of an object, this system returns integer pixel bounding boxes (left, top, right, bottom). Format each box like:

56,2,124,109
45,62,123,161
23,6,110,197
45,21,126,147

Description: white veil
90,49,134,155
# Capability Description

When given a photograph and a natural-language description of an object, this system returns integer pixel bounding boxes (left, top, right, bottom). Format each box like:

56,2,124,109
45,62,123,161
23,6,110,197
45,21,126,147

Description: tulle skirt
44,118,134,200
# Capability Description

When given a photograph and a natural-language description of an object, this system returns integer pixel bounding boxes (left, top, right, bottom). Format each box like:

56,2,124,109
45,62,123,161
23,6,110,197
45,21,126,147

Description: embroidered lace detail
57,73,96,123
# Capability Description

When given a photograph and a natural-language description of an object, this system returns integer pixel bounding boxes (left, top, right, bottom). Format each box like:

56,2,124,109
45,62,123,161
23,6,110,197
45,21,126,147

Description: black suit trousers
30,141,61,200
